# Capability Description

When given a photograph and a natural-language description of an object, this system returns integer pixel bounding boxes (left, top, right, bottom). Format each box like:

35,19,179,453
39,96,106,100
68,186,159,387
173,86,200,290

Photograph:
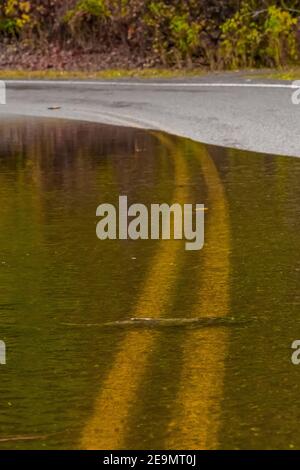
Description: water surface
0,117,300,449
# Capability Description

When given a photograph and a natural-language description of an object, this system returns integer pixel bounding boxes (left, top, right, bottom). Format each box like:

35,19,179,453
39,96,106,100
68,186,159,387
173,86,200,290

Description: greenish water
0,117,300,450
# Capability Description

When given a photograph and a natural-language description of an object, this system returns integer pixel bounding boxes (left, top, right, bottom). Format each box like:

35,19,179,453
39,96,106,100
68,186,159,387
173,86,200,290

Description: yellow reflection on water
81,135,189,449
167,143,230,449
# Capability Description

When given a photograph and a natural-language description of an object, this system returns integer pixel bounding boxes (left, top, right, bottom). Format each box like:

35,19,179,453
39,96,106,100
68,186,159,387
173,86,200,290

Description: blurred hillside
1,1,300,71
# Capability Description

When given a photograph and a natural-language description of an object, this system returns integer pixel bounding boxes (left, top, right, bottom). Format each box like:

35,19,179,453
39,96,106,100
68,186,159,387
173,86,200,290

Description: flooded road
0,117,300,449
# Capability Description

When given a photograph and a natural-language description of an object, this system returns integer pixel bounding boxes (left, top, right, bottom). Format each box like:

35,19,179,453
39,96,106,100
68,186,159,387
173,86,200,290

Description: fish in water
62,317,248,329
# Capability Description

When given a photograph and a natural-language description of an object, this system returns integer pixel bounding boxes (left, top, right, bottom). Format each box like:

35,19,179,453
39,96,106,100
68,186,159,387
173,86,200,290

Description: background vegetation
1,1,300,70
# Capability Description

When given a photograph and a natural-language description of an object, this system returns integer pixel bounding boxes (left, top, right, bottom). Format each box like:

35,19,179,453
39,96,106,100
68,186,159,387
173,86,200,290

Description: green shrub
63,0,110,46
264,5,298,66
144,1,203,67
170,14,201,67
0,0,31,35
65,0,109,21
219,3,262,69
219,2,299,69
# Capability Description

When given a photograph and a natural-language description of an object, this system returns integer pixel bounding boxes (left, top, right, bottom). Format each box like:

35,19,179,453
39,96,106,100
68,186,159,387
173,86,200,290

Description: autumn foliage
1,0,300,69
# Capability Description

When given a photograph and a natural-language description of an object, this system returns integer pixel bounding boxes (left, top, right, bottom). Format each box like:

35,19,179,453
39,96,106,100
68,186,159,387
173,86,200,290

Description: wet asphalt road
1,73,300,157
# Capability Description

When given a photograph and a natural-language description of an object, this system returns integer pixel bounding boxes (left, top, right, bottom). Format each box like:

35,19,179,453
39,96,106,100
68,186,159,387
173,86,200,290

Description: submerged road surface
2,110,300,450
1,74,300,157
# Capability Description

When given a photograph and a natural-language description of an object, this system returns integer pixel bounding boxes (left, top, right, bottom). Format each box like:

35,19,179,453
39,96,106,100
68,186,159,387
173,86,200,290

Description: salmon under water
62,316,249,329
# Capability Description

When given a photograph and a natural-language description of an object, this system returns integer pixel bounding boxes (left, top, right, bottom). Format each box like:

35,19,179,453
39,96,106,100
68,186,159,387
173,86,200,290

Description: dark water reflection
0,117,299,449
